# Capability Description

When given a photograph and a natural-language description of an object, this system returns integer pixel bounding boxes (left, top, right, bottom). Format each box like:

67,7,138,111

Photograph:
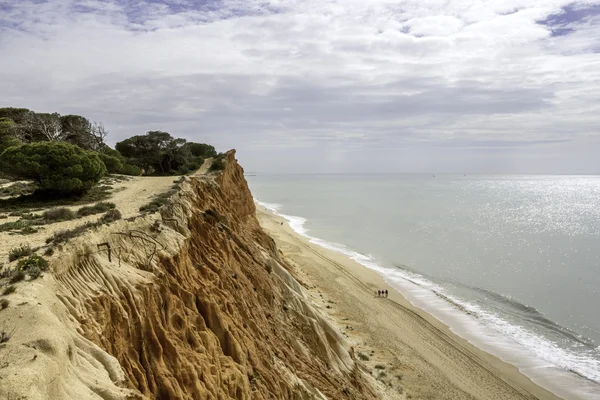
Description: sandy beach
257,207,563,400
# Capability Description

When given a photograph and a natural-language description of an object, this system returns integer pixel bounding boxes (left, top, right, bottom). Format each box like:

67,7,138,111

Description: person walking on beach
377,290,381,297
385,289,388,297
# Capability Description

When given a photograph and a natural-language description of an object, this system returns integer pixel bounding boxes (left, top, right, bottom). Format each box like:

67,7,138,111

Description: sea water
247,174,600,399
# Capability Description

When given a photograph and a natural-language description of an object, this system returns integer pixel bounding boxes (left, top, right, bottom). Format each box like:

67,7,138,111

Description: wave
254,198,600,391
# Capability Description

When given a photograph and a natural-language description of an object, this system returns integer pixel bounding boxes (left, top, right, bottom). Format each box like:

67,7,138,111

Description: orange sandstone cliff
0,151,378,400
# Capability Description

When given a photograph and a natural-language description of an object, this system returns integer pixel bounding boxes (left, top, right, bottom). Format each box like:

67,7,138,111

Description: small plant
139,197,169,213
8,244,33,262
76,201,116,217
0,327,13,343
8,270,25,284
0,266,10,279
209,158,225,171
171,176,185,190
28,266,42,280
265,259,276,274
357,352,370,361
46,222,96,245
98,209,121,224
2,285,16,296
17,254,49,274
374,364,386,370
42,207,76,222
0,299,8,310
17,226,38,235
0,220,31,233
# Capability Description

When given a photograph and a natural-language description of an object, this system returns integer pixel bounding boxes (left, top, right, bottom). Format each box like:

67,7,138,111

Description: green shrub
77,201,115,217
28,266,42,280
8,270,25,283
17,254,49,274
16,226,38,235
119,164,142,176
0,181,36,198
0,327,12,342
98,209,121,224
2,285,16,296
0,220,31,233
0,142,106,195
139,197,169,213
8,244,33,261
43,207,76,222
374,364,386,370
209,158,225,171
0,298,8,310
97,153,124,174
46,222,95,245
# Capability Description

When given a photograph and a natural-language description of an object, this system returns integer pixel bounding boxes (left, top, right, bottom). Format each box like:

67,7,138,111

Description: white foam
254,197,600,400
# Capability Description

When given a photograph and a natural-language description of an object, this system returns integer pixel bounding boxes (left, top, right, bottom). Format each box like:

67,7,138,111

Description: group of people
377,289,388,297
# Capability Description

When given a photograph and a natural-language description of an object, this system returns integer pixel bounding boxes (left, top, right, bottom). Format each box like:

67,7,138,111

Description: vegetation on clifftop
0,106,218,199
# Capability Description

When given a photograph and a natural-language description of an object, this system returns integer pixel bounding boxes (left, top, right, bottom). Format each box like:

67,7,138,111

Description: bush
357,352,370,361
9,270,25,283
28,266,42,280
0,220,31,233
98,153,124,174
2,285,16,296
209,158,225,171
98,209,121,224
46,222,95,245
43,207,76,222
17,254,49,274
77,201,115,217
8,244,33,262
139,197,169,213
0,299,8,310
119,164,142,176
0,142,106,195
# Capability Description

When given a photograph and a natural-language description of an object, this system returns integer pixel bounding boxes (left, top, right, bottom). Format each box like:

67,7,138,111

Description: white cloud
1,0,600,172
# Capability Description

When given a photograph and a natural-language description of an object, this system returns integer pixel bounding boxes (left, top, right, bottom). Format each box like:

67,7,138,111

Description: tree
97,153,124,174
0,118,21,152
0,108,32,124
116,131,188,175
183,142,217,158
0,142,106,195
30,113,64,141
90,121,109,151
60,114,93,149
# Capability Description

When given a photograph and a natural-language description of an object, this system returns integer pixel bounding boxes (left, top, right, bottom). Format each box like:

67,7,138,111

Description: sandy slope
257,208,563,400
0,175,175,262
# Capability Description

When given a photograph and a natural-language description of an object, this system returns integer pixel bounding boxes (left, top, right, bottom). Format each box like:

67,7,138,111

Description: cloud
1,0,600,173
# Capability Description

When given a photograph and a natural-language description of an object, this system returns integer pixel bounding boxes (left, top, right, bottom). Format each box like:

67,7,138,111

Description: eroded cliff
0,151,377,400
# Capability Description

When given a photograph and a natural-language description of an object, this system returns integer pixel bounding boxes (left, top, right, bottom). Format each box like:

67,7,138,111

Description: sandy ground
257,208,563,400
0,175,176,263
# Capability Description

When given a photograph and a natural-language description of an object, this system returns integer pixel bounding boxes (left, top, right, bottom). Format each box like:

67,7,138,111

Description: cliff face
38,151,376,399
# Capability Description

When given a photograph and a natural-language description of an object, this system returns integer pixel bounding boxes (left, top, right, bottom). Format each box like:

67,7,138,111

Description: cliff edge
0,151,377,400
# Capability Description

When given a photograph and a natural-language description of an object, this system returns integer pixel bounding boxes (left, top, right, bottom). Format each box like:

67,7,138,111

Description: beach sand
257,208,563,400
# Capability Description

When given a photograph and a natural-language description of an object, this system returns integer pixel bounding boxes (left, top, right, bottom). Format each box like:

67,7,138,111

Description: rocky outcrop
12,151,377,399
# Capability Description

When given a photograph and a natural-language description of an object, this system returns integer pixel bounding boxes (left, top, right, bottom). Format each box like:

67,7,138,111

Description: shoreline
256,206,567,400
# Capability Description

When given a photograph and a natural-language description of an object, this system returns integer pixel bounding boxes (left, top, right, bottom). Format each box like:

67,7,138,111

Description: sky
1,0,600,174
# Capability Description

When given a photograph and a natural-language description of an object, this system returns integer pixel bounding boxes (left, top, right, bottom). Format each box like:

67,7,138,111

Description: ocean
247,174,600,400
